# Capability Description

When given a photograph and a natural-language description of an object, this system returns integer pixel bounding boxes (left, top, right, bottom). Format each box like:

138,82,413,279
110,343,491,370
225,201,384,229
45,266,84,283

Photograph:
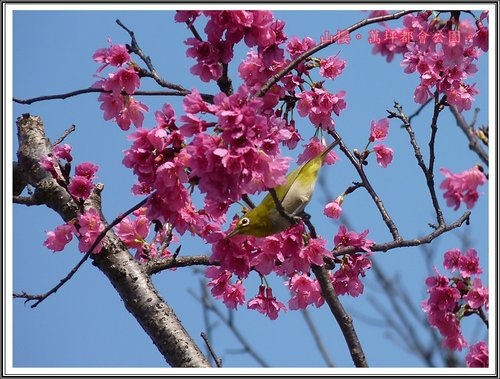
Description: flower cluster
176,11,287,82
92,39,148,130
44,208,105,254
207,223,373,319
368,118,394,168
114,207,177,262
440,165,487,210
371,11,488,110
422,248,488,353
40,144,99,202
465,341,489,367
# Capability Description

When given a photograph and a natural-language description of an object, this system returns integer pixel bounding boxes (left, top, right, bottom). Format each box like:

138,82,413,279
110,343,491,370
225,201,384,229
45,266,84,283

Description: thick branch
146,255,213,275
13,114,210,368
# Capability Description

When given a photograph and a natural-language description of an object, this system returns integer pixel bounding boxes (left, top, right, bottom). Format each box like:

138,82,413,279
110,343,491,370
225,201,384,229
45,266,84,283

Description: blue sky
7,5,493,373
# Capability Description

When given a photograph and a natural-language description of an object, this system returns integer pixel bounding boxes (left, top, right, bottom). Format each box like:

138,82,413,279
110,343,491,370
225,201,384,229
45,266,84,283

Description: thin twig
146,255,213,275
116,19,188,92
201,332,223,367
329,129,402,241
189,287,270,367
53,124,76,145
449,105,489,166
301,309,335,367
14,88,214,105
388,101,445,228
407,97,433,124
331,210,470,257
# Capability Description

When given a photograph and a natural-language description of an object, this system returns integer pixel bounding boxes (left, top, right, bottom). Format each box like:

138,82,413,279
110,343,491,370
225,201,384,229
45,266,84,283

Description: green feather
229,140,339,237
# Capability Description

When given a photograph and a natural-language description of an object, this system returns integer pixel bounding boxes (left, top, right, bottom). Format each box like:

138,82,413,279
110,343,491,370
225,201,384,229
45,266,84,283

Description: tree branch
311,265,368,367
329,129,402,241
449,105,489,166
13,114,211,367
14,88,214,105
388,100,446,228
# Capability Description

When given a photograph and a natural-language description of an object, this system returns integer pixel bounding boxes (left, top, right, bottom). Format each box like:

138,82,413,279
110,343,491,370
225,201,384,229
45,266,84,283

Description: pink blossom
332,253,372,297
422,267,468,351
210,235,253,278
155,103,178,130
103,67,140,95
115,97,149,130
75,162,99,180
369,118,390,142
250,236,284,275
373,144,394,167
319,56,346,79
206,266,233,298
174,10,201,25
43,224,73,252
295,237,333,272
440,166,486,210
372,12,486,109
296,88,347,130
222,280,246,310
334,225,374,252
458,248,483,278
286,36,316,59
443,248,462,271
53,144,73,162
248,285,286,320
324,195,343,219
68,175,94,201
297,137,338,165
76,208,105,253
466,341,489,367
288,274,324,310
474,22,489,52
115,213,150,249
98,92,123,121
464,278,488,310
39,155,60,179
93,39,130,72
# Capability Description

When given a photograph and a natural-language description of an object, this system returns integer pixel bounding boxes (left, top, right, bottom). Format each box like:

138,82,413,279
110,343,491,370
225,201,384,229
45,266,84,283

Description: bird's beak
224,228,239,239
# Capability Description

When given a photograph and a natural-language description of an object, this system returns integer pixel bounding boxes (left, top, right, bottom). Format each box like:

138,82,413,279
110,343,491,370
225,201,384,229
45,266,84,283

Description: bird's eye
239,217,250,227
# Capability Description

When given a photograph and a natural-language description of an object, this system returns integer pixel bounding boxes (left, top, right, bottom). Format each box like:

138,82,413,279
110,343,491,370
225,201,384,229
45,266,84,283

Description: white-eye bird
227,139,339,238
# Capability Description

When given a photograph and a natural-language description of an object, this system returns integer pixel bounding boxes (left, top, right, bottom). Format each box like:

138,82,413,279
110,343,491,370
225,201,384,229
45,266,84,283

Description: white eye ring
240,217,250,227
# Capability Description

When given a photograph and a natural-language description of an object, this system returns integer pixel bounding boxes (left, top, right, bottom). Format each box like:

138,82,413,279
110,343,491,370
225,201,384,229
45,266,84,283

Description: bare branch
53,124,76,145
146,255,214,275
14,88,214,105
388,100,446,228
189,284,270,367
301,309,335,367
201,332,223,367
116,19,188,92
332,210,470,257
449,105,489,166
329,129,402,241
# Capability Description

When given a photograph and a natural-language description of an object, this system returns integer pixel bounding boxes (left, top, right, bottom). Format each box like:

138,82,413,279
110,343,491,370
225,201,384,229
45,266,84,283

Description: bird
226,139,339,238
